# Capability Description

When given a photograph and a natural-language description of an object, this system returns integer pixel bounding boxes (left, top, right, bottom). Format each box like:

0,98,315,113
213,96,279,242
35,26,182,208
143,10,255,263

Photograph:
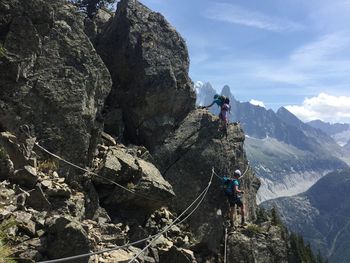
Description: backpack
219,95,230,105
223,177,234,194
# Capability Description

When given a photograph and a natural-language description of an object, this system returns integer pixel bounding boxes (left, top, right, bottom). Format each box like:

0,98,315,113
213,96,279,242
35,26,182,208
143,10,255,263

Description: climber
222,169,245,227
203,94,226,108
219,102,230,136
202,94,231,133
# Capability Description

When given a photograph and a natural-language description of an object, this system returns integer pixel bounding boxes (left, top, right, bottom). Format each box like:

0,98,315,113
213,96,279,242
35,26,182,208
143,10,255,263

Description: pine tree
256,207,269,224
288,232,329,263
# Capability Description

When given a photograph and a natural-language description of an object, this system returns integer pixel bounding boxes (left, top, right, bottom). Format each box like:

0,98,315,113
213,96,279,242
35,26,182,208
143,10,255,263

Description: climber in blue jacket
222,169,245,227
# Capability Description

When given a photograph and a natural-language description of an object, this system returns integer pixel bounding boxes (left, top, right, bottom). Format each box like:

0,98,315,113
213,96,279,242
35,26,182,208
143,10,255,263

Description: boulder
152,234,173,249
0,181,15,208
101,131,117,146
95,147,175,211
153,109,260,253
96,0,196,149
0,153,13,180
102,247,155,263
0,0,112,167
10,165,38,188
25,184,51,211
13,236,46,262
0,132,27,169
13,211,37,237
107,249,134,263
46,216,90,263
159,246,197,263
88,222,125,244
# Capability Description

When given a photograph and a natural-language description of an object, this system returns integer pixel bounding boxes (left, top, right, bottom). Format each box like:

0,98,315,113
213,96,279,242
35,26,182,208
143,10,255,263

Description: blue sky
136,0,350,123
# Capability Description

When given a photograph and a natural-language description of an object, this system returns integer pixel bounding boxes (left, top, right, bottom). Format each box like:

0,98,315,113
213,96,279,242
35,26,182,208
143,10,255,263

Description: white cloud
204,3,304,32
285,93,350,123
290,33,350,63
249,99,266,108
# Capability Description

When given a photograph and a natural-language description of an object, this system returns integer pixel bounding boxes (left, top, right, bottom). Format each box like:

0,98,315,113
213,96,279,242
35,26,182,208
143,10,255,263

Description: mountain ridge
261,169,350,263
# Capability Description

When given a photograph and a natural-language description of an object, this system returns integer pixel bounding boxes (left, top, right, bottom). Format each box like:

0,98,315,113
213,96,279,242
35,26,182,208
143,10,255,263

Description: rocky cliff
0,0,111,167
0,1,306,263
94,0,196,149
153,109,260,254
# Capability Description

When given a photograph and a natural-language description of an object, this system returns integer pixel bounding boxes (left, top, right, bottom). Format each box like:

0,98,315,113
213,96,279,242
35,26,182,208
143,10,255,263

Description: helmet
214,94,219,99
234,169,241,177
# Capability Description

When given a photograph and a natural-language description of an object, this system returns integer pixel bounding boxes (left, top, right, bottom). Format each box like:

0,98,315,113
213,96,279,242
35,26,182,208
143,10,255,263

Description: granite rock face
226,224,289,263
96,0,196,149
154,109,260,253
0,0,112,166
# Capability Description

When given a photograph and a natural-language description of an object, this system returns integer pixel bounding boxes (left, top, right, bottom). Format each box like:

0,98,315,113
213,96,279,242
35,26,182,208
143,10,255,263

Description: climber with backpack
202,94,231,135
222,169,245,228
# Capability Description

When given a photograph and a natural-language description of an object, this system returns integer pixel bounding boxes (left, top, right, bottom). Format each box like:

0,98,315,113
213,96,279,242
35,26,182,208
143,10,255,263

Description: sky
134,0,350,123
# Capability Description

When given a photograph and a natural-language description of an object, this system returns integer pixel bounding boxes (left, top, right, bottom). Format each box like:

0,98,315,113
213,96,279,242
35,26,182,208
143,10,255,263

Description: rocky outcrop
46,216,90,263
153,109,260,254
226,223,288,263
92,144,175,221
0,0,112,166
0,132,168,262
0,124,289,263
95,0,196,149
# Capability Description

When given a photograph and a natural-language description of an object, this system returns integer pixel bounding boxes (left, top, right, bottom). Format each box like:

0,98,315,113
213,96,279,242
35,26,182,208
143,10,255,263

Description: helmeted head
214,94,219,99
233,169,241,178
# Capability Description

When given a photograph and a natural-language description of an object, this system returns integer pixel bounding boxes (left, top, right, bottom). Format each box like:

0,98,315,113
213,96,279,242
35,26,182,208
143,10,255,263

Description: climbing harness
37,168,215,263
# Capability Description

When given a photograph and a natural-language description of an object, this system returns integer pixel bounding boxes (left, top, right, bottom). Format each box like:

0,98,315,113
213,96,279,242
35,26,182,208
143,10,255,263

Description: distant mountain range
308,119,350,147
344,140,350,152
196,82,349,202
261,169,350,263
